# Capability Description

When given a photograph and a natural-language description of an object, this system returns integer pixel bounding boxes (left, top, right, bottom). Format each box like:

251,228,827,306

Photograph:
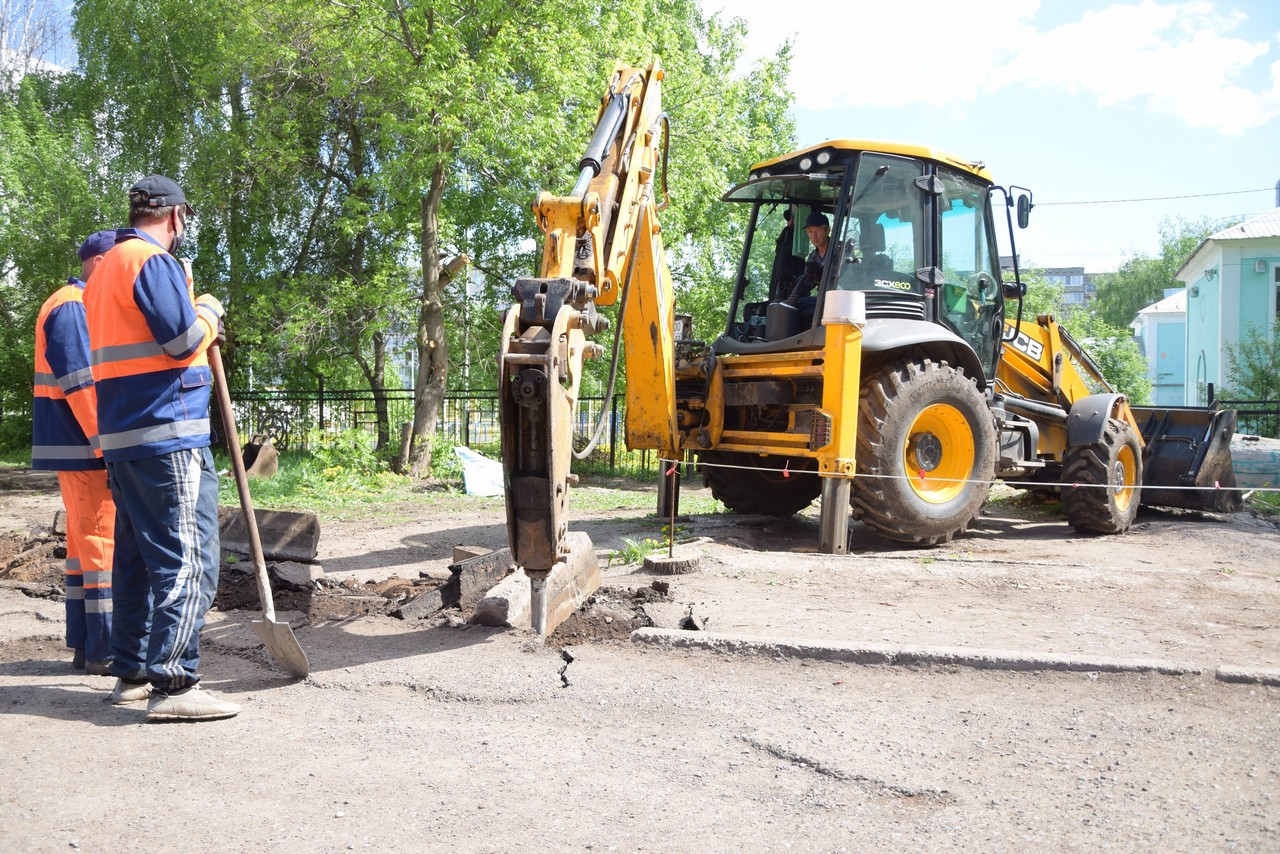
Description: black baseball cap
128,175,194,216
804,211,829,229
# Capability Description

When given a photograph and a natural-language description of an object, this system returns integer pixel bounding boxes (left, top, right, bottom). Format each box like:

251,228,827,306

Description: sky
708,0,1280,272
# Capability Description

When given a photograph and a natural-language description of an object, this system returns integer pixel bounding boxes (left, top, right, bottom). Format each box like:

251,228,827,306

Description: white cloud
708,0,1280,135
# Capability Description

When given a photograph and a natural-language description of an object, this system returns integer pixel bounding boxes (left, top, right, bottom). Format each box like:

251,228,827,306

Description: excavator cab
720,143,1006,382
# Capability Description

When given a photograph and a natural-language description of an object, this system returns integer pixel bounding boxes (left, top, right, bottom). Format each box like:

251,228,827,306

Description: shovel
209,343,310,678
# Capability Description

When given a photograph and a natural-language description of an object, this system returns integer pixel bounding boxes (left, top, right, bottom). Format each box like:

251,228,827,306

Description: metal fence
1207,385,1280,438
227,383,649,472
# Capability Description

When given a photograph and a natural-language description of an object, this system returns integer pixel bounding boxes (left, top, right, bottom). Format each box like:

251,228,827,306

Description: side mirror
1016,195,1032,229
1002,280,1027,299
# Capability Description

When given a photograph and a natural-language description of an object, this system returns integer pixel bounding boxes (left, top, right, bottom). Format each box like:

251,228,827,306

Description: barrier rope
659,456,1280,495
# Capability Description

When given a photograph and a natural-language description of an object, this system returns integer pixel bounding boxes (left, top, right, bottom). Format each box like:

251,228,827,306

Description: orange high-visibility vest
33,278,103,470
84,231,219,462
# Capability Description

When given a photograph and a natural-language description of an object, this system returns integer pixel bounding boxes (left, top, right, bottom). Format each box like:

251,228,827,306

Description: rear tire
697,450,820,516
1062,419,1142,534
851,359,996,545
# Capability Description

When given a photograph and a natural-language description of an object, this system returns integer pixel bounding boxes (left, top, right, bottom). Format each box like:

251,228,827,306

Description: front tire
1062,419,1142,534
851,359,996,545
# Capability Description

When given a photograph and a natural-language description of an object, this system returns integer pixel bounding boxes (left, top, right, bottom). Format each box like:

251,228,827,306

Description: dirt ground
1,466,1278,852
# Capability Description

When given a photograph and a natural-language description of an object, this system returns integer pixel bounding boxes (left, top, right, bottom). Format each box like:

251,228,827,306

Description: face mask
170,210,187,254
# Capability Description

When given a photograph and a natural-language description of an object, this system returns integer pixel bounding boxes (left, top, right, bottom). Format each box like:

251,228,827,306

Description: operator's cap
78,229,117,261
128,174,194,216
803,211,829,229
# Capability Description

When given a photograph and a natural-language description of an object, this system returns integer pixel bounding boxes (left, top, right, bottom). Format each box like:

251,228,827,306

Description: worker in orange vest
33,230,119,675
84,175,239,720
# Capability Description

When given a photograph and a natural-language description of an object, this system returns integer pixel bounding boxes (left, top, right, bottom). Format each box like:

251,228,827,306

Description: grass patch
609,535,665,566
1246,489,1280,517
213,430,474,520
0,448,31,467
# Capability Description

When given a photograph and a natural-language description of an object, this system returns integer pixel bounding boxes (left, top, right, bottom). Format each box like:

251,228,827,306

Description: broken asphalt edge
629,628,1275,684
1214,665,1280,687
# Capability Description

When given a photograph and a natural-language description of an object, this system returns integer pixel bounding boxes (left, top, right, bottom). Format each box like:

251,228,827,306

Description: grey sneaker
146,685,240,721
84,659,113,676
109,678,153,705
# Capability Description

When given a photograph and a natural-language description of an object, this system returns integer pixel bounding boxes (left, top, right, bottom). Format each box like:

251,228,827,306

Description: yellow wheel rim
1112,442,1137,511
903,403,975,504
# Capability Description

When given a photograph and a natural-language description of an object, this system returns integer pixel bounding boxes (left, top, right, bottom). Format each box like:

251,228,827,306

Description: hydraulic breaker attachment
1131,406,1243,513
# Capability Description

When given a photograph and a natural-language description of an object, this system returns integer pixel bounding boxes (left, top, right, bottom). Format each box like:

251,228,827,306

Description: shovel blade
251,617,310,678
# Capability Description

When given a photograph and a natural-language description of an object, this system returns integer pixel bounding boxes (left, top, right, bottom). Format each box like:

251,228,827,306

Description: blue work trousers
107,447,220,693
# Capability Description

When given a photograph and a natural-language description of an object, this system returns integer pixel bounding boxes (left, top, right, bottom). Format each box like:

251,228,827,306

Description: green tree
1077,315,1153,405
1009,266,1065,319
5,0,793,469
1218,319,1280,436
0,73,117,434
265,0,795,474
1091,217,1232,329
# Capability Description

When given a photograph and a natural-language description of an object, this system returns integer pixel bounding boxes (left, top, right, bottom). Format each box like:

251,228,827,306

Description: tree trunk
407,160,449,477
372,330,389,449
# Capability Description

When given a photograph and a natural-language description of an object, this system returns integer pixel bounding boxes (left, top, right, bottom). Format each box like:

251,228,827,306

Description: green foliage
215,431,409,512
425,435,465,485
1071,315,1154,404
4,2,796,477
1091,217,1230,328
1248,490,1280,517
1218,319,1280,436
1014,267,1066,318
0,413,33,454
610,535,664,566
1219,319,1280,402
0,73,118,419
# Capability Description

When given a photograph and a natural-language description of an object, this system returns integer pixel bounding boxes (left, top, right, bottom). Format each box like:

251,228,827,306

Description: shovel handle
209,343,277,622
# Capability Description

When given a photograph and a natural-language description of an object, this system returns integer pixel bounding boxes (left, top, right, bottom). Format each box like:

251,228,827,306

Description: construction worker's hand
196,293,224,320
196,294,226,345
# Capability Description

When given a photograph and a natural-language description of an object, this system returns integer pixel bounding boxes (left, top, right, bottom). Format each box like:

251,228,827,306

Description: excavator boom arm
499,60,677,587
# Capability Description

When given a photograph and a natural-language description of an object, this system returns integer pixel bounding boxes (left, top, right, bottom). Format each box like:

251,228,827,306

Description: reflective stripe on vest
97,418,212,453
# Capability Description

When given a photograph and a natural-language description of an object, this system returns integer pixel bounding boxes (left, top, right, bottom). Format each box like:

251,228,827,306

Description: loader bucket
1132,406,1243,513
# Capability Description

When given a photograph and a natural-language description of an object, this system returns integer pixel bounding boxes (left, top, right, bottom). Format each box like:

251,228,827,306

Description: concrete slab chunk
473,532,600,634
440,547,516,612
392,587,445,620
270,560,326,590
219,505,321,562
452,545,492,563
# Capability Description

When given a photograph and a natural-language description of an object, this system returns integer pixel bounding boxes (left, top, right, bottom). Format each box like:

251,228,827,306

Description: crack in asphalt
741,736,953,802
558,649,574,687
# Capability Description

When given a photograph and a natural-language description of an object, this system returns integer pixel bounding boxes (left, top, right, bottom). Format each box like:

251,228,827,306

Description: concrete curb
1215,665,1280,687
630,628,1204,677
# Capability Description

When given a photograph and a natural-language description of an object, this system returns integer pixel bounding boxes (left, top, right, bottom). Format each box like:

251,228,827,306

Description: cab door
936,168,1002,378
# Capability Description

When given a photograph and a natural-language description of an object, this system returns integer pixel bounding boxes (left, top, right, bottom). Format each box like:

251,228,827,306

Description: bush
0,414,33,455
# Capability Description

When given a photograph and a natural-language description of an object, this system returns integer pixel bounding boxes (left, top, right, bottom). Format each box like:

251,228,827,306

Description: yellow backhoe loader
498,60,1240,632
